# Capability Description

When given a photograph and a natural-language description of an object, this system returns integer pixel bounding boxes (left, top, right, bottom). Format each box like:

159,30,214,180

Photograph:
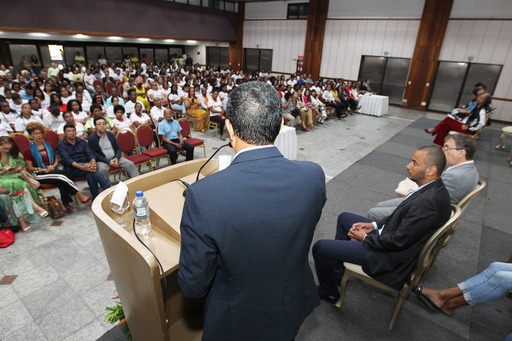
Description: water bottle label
135,206,148,217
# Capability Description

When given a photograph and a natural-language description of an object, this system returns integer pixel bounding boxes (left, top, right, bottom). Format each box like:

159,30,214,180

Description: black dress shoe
424,128,437,136
318,288,340,304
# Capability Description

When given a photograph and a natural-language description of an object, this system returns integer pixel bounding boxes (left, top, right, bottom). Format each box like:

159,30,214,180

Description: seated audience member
207,89,227,140
133,77,150,112
1,101,19,129
184,87,209,132
0,136,48,232
58,124,111,200
106,96,123,119
43,106,65,132
322,84,346,119
297,90,314,131
85,104,113,134
310,89,328,122
0,117,13,136
124,88,142,117
10,92,24,114
282,91,299,128
158,108,194,165
91,93,107,113
105,88,125,108
14,103,43,134
130,102,153,129
313,146,451,302
413,262,512,316
59,87,75,105
367,134,479,221
57,111,87,140
111,105,133,133
425,91,491,146
88,117,139,181
67,99,88,125
24,122,91,211
449,88,479,118
48,93,67,113
150,97,166,124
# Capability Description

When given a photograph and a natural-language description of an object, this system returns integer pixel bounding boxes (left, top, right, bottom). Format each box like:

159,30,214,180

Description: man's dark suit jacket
87,131,122,165
178,146,326,341
363,178,451,290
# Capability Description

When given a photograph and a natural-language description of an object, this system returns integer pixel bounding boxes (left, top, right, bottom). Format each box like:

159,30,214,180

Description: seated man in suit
178,81,326,341
368,134,479,221
313,146,451,302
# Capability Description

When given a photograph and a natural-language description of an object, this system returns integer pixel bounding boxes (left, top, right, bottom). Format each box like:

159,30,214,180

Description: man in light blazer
178,81,326,341
313,146,451,301
367,134,478,221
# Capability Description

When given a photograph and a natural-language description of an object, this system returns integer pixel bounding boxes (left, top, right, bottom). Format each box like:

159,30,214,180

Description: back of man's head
418,145,446,177
226,81,282,145
448,134,476,160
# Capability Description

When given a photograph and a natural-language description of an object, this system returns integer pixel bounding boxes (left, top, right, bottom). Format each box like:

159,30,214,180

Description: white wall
451,0,512,19
440,20,512,121
245,1,305,20
243,20,307,74
185,42,229,66
328,0,424,19
320,19,420,79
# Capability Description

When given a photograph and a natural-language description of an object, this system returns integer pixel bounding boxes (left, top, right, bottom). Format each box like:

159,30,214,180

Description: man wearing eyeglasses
367,134,479,222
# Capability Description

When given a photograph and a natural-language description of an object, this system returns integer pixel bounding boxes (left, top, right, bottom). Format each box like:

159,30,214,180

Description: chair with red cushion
44,129,59,150
11,133,31,154
135,125,170,168
178,118,206,158
105,82,115,97
116,129,153,173
93,79,103,90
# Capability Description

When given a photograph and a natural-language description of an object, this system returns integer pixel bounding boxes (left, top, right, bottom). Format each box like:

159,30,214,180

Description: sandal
21,225,31,232
38,210,48,218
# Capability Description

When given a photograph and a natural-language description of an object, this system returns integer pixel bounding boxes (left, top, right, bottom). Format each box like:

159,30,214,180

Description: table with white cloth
359,94,389,117
274,125,298,160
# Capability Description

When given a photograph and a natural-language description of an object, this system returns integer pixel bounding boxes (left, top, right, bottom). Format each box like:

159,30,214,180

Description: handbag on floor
46,195,65,219
0,229,15,248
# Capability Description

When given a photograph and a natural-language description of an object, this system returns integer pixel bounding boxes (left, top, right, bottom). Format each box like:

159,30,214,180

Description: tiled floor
1,106,502,340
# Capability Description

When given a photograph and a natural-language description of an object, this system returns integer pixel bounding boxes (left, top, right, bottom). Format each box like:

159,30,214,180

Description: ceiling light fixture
29,32,50,37
165,39,176,43
74,34,89,38
138,38,150,42
108,36,123,40
186,40,198,44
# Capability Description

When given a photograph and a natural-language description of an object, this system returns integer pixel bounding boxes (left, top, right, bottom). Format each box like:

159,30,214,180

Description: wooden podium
92,158,218,341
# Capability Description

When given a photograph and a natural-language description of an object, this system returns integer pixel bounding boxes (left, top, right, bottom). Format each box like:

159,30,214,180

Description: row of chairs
336,180,487,330
10,119,206,208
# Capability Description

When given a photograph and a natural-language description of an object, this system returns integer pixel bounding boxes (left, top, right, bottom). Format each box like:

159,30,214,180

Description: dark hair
67,99,82,112
474,82,487,90
284,92,292,101
89,103,103,113
113,104,125,114
25,84,33,91
50,93,61,106
93,116,106,126
445,134,476,160
0,136,20,158
11,93,20,101
62,110,74,119
50,105,61,117
63,123,76,132
418,145,447,176
127,88,136,96
471,88,479,97
225,81,282,145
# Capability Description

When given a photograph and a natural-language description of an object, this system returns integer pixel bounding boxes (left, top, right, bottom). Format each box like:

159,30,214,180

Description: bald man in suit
314,146,451,302
367,134,478,222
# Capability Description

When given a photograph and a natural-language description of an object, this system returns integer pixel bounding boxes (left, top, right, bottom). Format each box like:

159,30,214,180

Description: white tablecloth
359,95,389,117
274,125,297,160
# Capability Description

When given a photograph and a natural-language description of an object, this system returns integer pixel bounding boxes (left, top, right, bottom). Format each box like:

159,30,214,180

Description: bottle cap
135,190,143,198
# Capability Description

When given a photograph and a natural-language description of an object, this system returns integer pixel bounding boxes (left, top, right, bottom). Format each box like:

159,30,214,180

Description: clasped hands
81,160,97,172
347,222,375,242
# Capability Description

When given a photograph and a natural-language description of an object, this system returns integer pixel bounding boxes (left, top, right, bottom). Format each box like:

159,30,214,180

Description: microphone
195,143,232,182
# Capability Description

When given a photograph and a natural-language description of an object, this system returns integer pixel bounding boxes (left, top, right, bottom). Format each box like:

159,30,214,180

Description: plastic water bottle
132,190,151,235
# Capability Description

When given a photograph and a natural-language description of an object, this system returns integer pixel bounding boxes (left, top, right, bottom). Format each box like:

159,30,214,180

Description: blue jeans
66,166,111,200
458,262,512,305
313,212,372,297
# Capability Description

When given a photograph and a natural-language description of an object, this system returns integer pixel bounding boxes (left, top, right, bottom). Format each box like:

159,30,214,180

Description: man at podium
178,81,326,341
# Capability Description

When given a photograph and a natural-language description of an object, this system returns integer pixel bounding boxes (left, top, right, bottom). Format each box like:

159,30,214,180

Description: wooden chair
209,120,220,137
93,79,103,90
178,118,206,158
495,126,512,166
116,129,153,173
136,124,170,168
318,94,335,118
336,205,462,330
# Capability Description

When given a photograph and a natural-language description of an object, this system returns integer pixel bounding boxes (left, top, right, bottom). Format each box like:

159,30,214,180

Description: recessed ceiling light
74,34,89,38
138,38,150,42
29,32,50,37
108,36,123,40
186,40,198,44
165,39,175,43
